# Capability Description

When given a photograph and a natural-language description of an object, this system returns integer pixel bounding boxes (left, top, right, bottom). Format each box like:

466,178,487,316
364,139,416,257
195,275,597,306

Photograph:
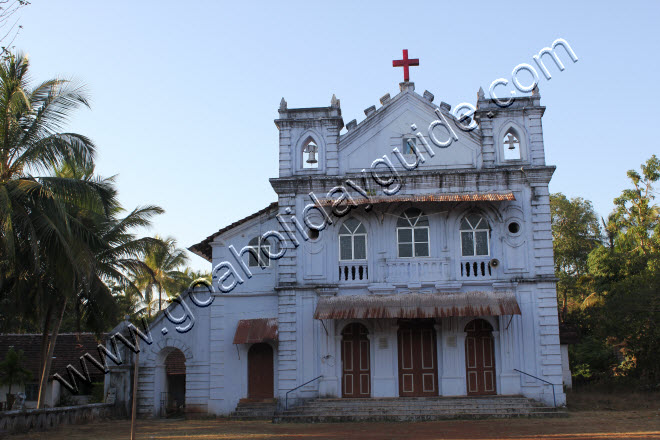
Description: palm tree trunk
37,298,67,409
36,302,53,408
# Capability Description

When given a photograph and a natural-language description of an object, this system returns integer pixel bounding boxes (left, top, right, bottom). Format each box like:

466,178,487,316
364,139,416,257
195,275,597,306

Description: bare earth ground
5,410,660,440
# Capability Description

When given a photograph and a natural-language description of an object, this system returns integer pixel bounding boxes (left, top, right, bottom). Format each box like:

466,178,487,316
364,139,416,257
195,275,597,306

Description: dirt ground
5,410,660,440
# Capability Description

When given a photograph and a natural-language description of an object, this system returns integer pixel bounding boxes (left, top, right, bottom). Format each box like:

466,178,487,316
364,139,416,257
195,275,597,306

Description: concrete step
274,397,566,423
230,401,277,421
274,411,568,423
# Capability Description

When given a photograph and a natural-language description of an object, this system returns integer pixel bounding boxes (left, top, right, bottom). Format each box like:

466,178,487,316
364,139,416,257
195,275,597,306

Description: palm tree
0,52,141,408
132,236,188,317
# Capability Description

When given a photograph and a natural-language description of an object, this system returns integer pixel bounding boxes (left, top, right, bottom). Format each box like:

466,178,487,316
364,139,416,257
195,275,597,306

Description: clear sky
16,1,660,271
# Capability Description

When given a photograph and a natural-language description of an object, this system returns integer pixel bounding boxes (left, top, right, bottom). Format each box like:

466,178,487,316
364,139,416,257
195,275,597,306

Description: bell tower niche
274,95,344,177
475,87,545,167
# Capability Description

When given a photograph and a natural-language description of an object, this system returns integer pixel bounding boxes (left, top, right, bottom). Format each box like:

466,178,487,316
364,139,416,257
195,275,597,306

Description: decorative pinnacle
331,94,340,108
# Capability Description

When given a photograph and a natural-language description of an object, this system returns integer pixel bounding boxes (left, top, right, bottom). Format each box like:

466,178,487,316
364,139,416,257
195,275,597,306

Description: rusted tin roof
233,318,279,344
314,291,521,319
317,192,515,207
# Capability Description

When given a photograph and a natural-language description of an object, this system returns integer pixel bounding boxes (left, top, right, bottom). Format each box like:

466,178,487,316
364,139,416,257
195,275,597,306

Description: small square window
403,137,416,154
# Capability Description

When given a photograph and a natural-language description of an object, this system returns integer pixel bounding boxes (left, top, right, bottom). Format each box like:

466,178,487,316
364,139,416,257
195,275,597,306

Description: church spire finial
279,97,287,111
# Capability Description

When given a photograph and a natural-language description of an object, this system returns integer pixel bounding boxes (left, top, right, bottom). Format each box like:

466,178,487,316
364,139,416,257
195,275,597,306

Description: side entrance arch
341,323,371,398
164,349,186,416
248,343,274,399
465,319,496,395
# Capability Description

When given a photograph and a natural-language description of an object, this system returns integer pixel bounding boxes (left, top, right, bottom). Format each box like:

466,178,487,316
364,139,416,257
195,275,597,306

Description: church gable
338,86,482,174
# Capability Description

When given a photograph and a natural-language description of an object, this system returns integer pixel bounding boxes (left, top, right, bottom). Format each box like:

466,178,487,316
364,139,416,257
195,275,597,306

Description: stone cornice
269,165,556,195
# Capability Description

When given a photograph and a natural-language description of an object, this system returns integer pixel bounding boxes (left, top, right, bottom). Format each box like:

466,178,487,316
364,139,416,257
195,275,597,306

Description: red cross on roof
392,49,419,82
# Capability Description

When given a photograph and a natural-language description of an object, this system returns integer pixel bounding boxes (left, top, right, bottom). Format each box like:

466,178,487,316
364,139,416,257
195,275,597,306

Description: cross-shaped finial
392,49,419,82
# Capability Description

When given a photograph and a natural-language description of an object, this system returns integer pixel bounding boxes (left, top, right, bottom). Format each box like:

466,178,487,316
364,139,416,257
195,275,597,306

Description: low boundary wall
0,403,116,435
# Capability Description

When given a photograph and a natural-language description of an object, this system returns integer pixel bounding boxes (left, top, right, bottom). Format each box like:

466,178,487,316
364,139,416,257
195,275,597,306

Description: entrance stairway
273,396,567,423
230,399,277,420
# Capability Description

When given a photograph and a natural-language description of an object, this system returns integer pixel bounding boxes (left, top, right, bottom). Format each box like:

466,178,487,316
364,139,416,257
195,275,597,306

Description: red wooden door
341,323,371,398
248,343,274,399
397,321,438,397
465,319,496,395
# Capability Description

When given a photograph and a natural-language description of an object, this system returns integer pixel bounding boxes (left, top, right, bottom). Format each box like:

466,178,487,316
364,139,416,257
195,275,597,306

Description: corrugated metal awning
317,192,515,207
314,292,521,320
233,318,278,344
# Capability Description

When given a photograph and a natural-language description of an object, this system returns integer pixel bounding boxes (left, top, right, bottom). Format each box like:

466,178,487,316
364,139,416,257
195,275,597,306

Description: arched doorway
248,343,274,399
341,323,371,398
164,349,186,416
397,320,438,397
465,319,496,395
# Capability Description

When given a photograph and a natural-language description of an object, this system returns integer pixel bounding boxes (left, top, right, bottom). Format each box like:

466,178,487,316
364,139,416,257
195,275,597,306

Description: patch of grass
567,384,660,411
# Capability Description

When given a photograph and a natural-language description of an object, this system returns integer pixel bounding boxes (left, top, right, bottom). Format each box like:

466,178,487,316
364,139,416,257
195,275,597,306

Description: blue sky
17,1,660,271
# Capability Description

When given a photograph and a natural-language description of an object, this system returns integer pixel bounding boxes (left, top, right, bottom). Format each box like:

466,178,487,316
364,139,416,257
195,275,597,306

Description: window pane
414,228,428,243
460,218,470,230
398,243,413,258
475,231,489,255
340,235,353,260
397,216,410,227
354,235,366,260
248,247,259,267
397,228,412,243
416,215,429,227
345,218,360,232
461,231,474,256
355,222,366,234
467,214,481,228
259,246,270,267
415,243,429,257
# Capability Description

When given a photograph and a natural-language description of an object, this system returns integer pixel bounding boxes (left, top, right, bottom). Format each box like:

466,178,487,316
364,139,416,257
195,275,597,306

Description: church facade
117,76,566,417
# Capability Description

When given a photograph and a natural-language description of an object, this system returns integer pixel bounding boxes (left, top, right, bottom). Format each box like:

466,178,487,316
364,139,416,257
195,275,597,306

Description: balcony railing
385,258,444,283
339,261,368,282
459,258,494,279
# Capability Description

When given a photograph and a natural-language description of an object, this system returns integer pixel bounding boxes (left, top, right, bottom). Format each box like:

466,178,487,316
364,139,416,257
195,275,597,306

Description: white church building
107,65,567,418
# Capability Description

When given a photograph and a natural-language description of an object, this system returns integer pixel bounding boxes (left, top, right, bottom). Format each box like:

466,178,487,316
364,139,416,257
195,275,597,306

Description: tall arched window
247,236,270,268
396,208,430,257
502,129,521,161
339,218,367,261
302,137,319,169
460,214,490,257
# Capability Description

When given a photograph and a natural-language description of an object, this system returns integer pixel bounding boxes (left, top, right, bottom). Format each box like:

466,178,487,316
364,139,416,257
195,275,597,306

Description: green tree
550,193,602,320
0,347,32,407
587,155,660,379
611,155,660,258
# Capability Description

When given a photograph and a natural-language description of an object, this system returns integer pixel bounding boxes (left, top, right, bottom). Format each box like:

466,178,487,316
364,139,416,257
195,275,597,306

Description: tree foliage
555,155,660,382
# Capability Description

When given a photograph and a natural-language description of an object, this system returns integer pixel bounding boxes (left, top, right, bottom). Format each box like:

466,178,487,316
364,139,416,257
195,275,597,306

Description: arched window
302,137,319,169
247,236,270,268
502,129,521,160
339,218,367,261
460,214,490,257
396,208,430,257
